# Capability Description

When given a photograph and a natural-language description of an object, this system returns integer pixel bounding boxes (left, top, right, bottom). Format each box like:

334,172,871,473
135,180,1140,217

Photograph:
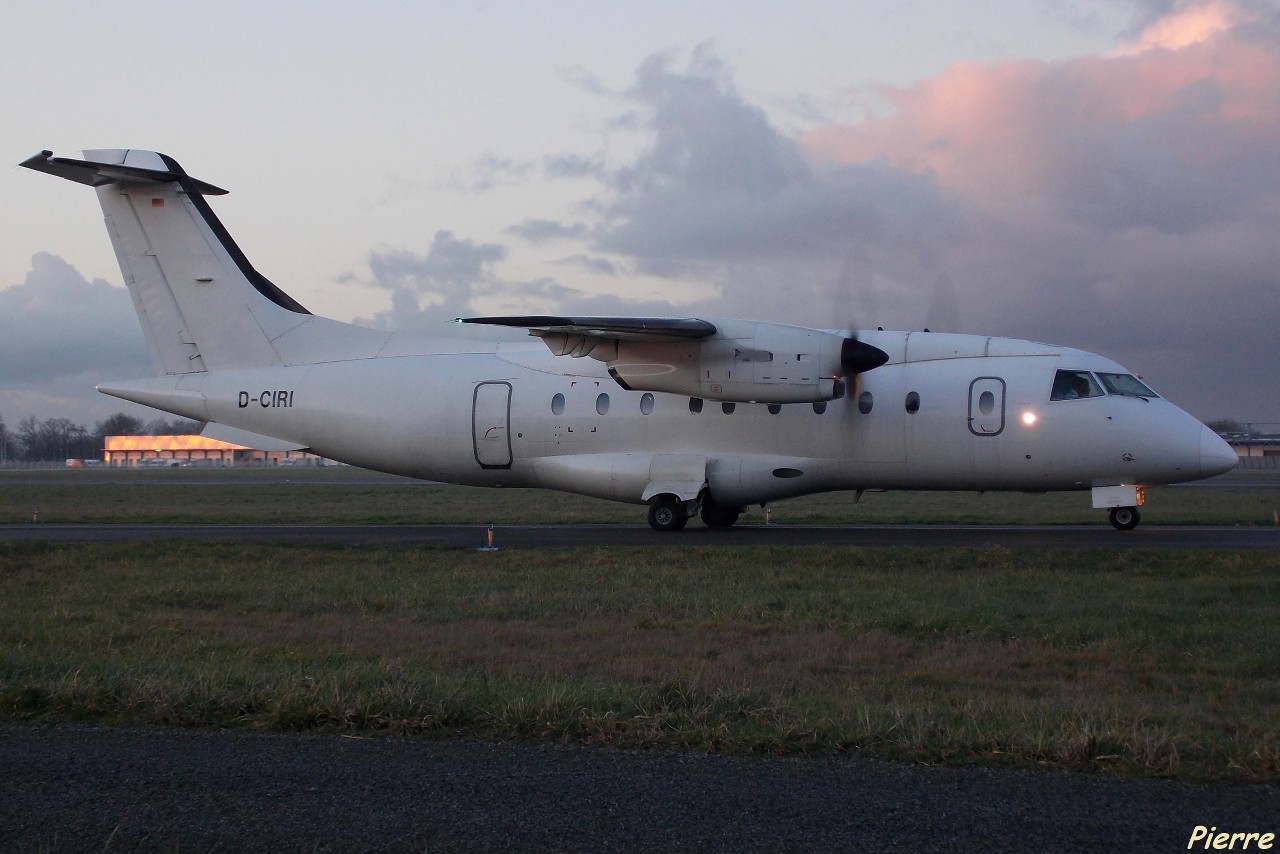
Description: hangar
101,435,327,468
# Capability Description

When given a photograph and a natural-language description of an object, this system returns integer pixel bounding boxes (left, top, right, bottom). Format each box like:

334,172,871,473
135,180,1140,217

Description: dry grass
1,540,1277,780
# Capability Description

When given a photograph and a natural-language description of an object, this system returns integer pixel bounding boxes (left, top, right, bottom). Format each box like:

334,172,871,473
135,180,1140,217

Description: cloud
506,219,589,243
544,154,606,180
554,255,618,276
787,0,1279,417
0,253,148,384
0,253,153,423
804,1,1280,225
563,47,955,330
352,230,506,329
435,154,536,193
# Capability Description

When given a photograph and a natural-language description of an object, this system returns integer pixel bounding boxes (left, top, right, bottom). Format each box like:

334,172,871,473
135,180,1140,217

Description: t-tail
19,149,386,376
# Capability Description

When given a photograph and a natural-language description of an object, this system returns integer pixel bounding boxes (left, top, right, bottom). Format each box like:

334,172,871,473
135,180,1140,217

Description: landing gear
1109,506,1140,531
699,497,742,528
647,495,689,532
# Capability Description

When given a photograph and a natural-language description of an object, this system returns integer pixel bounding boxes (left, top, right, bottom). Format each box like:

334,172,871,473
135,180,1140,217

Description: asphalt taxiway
1,723,1274,853
1,522,1275,549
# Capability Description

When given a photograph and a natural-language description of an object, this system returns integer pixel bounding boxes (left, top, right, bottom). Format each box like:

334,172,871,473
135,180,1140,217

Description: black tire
699,499,742,528
648,495,689,531
1109,506,1140,531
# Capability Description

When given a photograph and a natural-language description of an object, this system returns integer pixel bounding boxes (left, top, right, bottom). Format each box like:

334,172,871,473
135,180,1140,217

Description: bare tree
0,413,12,465
143,417,205,435
94,412,146,438
17,417,93,461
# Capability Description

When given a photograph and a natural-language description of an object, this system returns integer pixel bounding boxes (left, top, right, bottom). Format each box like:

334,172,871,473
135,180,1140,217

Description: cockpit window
1050,370,1104,401
1097,372,1159,399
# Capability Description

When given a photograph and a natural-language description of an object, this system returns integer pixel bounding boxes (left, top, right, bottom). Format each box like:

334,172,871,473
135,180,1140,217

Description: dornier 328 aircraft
21,149,1238,530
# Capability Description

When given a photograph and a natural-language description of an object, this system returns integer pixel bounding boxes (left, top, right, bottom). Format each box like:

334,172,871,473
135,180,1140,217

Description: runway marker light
478,522,501,552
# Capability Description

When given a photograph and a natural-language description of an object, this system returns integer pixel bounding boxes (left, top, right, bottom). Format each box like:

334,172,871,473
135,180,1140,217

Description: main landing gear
646,493,745,532
1108,506,1141,531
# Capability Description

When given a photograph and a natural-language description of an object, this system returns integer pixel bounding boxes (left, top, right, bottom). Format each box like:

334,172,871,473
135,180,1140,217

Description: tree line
0,412,204,463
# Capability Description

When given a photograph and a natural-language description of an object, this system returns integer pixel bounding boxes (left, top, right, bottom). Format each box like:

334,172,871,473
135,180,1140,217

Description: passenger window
640,393,655,415
596,393,610,415
1050,370,1103,401
722,402,736,414
551,393,565,415
905,391,920,414
813,401,827,415
767,404,781,415
858,391,873,415
689,398,704,414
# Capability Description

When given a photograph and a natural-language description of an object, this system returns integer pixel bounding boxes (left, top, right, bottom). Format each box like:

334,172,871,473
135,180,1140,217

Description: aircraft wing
458,315,717,342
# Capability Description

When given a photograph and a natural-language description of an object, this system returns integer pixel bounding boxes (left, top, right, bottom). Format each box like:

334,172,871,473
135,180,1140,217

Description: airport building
101,435,328,468
1220,423,1280,469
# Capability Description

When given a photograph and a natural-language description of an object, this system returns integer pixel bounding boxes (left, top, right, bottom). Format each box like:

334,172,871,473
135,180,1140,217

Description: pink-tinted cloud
803,1,1280,207
1114,0,1243,54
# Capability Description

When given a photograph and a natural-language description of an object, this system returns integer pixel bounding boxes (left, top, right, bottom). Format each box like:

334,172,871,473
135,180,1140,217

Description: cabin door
967,377,1006,436
472,381,513,468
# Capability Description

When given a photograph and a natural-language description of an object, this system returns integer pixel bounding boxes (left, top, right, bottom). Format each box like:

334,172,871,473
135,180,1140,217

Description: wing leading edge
458,315,717,342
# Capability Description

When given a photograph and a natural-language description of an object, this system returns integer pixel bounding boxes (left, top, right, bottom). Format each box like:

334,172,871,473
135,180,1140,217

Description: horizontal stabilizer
19,150,228,195
201,423,309,452
459,315,717,342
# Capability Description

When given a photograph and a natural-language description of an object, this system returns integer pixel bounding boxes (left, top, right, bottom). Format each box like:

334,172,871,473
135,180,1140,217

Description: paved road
0,723,1274,853
1,521,1277,549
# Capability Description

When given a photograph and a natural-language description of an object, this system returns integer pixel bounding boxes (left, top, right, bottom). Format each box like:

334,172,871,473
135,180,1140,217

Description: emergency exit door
472,382,513,468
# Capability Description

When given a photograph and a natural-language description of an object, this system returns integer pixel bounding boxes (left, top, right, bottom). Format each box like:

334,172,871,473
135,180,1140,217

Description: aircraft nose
1200,426,1238,478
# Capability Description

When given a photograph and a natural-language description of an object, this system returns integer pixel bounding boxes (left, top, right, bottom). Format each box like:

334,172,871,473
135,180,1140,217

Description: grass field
1,540,1277,781
1,467,1278,526
0,469,1277,782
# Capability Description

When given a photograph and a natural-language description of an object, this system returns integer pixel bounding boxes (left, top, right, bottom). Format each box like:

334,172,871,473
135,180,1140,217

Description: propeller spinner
833,335,889,398
841,336,889,375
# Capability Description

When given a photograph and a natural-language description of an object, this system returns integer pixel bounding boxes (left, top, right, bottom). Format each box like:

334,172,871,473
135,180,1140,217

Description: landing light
1021,411,1038,426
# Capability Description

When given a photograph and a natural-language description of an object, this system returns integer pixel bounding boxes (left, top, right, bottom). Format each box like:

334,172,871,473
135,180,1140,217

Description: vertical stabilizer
20,149,321,375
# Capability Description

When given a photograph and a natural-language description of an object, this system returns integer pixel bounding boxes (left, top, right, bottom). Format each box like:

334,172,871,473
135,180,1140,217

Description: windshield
1097,372,1159,399
1050,369,1104,401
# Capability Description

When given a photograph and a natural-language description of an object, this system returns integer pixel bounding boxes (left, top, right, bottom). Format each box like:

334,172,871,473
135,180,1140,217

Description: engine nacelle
603,319,848,403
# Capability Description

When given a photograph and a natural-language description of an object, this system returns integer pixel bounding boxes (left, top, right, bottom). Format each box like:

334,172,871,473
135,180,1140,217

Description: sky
1,0,1277,430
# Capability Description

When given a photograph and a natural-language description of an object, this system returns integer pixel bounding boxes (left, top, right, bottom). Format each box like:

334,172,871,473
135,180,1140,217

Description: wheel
699,498,742,528
1109,506,1140,531
647,495,689,531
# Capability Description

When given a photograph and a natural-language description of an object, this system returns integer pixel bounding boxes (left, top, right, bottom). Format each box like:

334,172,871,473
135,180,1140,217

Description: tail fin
20,149,375,375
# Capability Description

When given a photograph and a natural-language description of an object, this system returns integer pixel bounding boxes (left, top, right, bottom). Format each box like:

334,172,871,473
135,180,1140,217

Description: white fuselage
105,329,1228,507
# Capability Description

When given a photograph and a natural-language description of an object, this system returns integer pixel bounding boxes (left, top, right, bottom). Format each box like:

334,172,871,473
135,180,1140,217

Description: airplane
20,148,1239,531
